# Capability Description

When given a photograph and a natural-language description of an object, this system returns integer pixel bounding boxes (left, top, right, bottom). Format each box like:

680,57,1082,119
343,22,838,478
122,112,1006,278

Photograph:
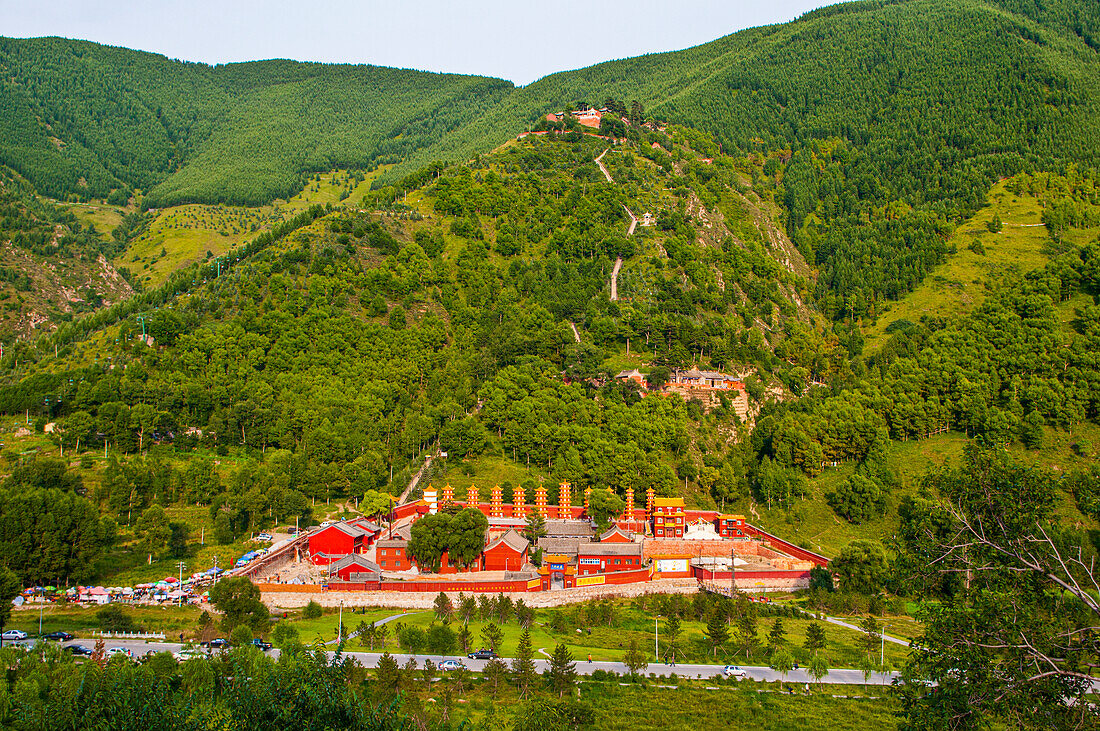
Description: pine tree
663,615,681,664
513,628,537,699
706,608,729,657
457,624,472,654
376,651,400,694
481,622,503,653
736,610,759,659
767,617,787,653
546,642,577,698
458,593,477,624
804,621,827,655
484,657,508,698
433,592,454,622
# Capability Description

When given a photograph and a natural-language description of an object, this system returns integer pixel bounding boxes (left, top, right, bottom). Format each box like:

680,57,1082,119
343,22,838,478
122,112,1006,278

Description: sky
0,0,831,86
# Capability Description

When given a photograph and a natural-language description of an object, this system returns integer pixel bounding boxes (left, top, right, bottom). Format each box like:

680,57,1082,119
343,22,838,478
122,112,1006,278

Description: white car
106,647,133,659
173,648,207,661
255,533,273,542
1,629,28,641
440,660,465,671
722,665,747,678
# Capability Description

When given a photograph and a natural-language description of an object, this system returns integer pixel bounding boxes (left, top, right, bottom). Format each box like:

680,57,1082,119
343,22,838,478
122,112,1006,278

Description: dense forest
0,37,513,206
0,133,817,555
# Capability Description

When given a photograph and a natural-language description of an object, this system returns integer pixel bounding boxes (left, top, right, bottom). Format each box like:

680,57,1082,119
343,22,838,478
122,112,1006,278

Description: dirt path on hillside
594,148,614,183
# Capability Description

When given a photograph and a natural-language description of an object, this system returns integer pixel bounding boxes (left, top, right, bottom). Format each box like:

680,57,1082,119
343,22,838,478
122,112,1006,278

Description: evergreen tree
0,565,20,647
433,591,454,622
804,621,827,656
484,657,509,698
706,608,729,657
766,617,787,653
546,642,577,698
663,615,682,664
376,651,401,695
457,624,472,654
859,615,881,660
481,622,503,653
513,628,537,699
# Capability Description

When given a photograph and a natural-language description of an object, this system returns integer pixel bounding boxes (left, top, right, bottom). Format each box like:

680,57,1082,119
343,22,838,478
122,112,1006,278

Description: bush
230,624,254,648
302,600,323,619
96,604,136,632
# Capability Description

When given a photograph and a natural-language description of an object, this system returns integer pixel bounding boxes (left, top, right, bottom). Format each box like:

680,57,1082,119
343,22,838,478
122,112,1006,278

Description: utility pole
177,561,187,607
338,601,344,644
655,615,660,662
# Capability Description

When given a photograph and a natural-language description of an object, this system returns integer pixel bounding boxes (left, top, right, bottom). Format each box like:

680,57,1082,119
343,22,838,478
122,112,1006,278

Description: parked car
1,629,28,641
255,533,273,542
106,647,133,659
64,644,93,656
250,638,273,651
173,648,207,661
42,631,75,642
201,638,230,649
722,665,747,678
440,660,465,671
467,648,498,660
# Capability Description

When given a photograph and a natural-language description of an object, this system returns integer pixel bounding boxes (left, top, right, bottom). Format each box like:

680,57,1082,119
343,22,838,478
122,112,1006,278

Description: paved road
55,639,900,686
824,617,909,647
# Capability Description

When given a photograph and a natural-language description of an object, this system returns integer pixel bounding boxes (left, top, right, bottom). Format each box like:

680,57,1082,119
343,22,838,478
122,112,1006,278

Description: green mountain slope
0,37,513,206
392,0,1100,322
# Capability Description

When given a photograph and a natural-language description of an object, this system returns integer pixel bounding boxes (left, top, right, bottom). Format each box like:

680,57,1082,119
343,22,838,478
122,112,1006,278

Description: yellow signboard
577,575,606,587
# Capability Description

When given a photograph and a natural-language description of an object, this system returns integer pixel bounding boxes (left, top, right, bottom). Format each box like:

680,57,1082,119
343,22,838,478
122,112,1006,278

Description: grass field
7,602,203,637
440,681,900,730
864,178,1100,351
62,201,126,238
118,203,281,287
308,598,912,669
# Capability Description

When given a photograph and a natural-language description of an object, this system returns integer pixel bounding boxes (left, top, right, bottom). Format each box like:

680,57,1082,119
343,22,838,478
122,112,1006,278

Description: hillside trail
398,455,433,504
568,321,581,343
594,148,614,183
596,147,637,302
610,257,623,301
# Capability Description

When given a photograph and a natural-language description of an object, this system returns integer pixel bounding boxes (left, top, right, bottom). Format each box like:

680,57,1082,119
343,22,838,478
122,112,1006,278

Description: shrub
302,600,323,620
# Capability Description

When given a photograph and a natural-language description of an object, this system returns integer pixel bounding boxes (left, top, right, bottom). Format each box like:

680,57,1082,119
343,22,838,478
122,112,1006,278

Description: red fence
741,525,829,567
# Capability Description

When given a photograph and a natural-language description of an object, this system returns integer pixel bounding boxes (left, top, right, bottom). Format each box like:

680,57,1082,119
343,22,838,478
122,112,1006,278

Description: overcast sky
0,0,831,86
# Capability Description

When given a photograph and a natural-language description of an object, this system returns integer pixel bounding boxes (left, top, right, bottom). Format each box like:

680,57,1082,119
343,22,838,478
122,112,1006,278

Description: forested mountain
423,0,1100,320
0,37,513,206
3,0,1098,323
0,132,819,548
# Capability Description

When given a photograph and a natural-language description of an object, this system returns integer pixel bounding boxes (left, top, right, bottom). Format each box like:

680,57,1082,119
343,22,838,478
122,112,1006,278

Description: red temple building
481,529,530,571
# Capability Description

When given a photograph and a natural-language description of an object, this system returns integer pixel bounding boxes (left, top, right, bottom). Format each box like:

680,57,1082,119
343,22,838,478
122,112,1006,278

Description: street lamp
654,615,661,663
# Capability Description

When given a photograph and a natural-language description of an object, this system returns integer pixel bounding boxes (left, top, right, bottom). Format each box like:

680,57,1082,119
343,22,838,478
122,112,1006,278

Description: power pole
177,561,187,607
